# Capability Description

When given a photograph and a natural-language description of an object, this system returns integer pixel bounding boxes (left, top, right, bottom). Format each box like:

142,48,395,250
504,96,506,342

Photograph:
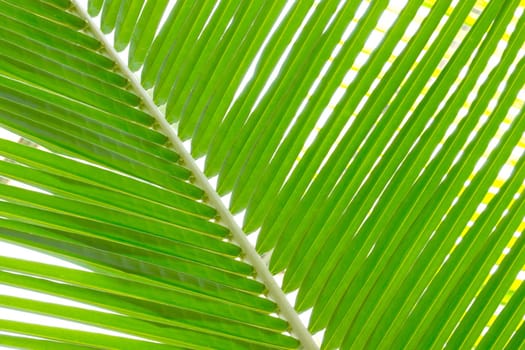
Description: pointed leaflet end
215,173,234,196
254,234,273,256
140,69,156,91
87,5,102,17
176,123,193,143
189,140,207,160
268,255,287,275
242,202,268,235
241,212,262,234
113,40,128,52
127,59,143,73
100,24,113,35
203,158,220,178
308,312,327,336
228,188,250,216
281,271,303,296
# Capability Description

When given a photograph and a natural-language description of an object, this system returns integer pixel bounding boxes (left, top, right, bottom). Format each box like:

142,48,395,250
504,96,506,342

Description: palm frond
1,0,524,349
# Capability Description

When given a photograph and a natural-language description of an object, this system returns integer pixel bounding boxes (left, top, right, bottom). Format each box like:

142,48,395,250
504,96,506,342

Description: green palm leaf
0,0,523,349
